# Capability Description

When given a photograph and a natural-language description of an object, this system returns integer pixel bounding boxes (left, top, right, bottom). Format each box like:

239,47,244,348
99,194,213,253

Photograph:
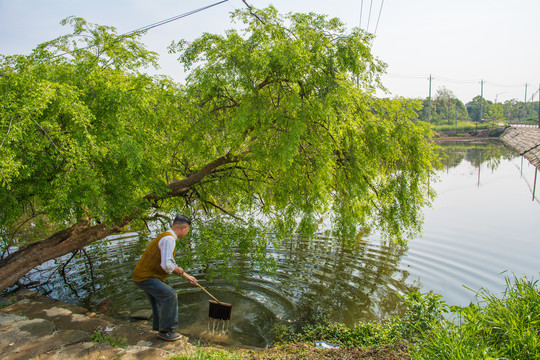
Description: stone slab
0,291,196,359
0,296,12,307
501,126,540,169
130,309,153,320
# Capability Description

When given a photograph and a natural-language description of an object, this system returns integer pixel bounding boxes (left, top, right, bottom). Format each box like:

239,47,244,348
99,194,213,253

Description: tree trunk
0,153,240,292
0,220,124,292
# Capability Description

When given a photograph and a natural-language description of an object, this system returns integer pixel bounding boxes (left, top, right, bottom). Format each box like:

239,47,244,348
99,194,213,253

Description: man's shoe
158,331,181,341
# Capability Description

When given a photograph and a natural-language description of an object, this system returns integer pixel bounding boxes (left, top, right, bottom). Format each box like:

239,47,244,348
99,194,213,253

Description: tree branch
202,200,244,222
30,115,65,158
242,0,266,24
0,115,15,149
161,153,244,198
0,219,128,291
0,151,249,292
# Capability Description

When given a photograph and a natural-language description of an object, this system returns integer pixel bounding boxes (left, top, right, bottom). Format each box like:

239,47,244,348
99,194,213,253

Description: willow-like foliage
0,7,439,287
168,6,439,242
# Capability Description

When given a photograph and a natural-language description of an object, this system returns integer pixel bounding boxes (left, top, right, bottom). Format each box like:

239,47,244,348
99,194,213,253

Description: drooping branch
60,250,81,297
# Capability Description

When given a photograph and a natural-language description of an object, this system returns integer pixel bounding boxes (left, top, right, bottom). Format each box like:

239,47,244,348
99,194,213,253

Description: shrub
434,122,492,132
400,291,448,340
412,276,540,359
272,312,403,348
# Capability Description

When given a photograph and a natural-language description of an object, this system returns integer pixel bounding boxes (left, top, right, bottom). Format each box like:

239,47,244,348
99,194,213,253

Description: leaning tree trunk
0,220,126,292
0,153,240,293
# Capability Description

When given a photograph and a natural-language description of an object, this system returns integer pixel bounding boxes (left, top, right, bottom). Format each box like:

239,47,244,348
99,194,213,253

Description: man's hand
184,274,198,286
173,266,198,285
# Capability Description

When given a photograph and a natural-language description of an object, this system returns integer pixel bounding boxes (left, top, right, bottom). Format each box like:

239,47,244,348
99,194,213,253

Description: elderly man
132,215,198,341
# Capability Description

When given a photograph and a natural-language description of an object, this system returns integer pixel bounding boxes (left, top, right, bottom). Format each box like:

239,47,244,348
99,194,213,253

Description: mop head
208,300,232,320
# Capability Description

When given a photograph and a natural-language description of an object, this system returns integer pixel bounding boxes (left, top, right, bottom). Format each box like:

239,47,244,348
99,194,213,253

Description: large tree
416,87,469,124
466,95,493,123
0,6,439,292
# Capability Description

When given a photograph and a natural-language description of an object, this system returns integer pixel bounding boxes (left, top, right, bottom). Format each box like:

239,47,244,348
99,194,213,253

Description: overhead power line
373,0,385,37
386,73,428,79
487,81,526,88
124,0,231,35
386,73,533,89
52,0,231,59
359,0,364,28
366,0,374,32
436,76,478,85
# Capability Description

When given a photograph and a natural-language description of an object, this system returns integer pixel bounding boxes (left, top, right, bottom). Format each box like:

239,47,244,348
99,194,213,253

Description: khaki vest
132,231,175,282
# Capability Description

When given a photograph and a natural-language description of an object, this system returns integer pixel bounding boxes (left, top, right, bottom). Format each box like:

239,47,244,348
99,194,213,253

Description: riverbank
1,290,409,359
433,126,506,142
434,125,540,170
3,277,539,359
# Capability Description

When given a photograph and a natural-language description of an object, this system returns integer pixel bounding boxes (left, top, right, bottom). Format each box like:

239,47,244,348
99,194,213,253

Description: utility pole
523,83,528,123
454,103,457,127
428,74,433,123
480,80,484,122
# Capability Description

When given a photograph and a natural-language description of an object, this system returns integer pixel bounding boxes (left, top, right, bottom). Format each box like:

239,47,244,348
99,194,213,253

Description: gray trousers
135,278,178,332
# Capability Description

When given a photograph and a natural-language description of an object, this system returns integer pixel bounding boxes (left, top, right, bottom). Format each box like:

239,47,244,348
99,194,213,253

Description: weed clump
90,329,127,348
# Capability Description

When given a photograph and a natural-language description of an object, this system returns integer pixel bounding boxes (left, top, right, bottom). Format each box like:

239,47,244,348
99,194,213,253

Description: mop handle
195,283,221,304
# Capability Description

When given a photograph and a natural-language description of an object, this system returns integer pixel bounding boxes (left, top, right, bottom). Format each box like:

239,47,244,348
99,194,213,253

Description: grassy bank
171,276,539,359
409,277,540,359
432,121,493,132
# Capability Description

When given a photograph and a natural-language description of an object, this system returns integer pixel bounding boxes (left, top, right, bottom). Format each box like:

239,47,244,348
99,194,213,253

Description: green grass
272,291,447,349
433,121,493,132
169,348,248,360
90,329,127,348
410,276,540,359
276,318,403,348
270,276,540,359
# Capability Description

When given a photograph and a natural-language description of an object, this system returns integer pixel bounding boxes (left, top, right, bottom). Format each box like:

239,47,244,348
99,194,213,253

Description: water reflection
439,140,513,171
405,140,540,307
26,232,418,347
439,140,538,200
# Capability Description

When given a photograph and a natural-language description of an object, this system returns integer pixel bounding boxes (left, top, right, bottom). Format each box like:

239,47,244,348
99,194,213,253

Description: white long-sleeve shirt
158,229,178,273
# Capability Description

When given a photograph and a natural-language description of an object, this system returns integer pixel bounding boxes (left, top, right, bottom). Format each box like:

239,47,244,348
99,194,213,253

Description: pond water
26,140,540,348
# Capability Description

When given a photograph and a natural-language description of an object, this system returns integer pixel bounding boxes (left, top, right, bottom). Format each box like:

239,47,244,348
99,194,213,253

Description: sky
1,0,539,104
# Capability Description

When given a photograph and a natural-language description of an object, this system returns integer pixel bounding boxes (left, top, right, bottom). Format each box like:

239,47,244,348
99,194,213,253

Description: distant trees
466,96,491,123
415,87,468,124
503,99,539,123
414,86,539,125
467,97,538,124
485,102,504,125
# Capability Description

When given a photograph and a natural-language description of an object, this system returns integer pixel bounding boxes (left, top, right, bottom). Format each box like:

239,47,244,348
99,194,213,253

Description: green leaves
0,18,172,231
2,6,439,275
177,217,277,283
168,6,438,242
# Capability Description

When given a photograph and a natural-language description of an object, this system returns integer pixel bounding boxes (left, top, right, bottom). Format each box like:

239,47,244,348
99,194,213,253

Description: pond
25,140,540,348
